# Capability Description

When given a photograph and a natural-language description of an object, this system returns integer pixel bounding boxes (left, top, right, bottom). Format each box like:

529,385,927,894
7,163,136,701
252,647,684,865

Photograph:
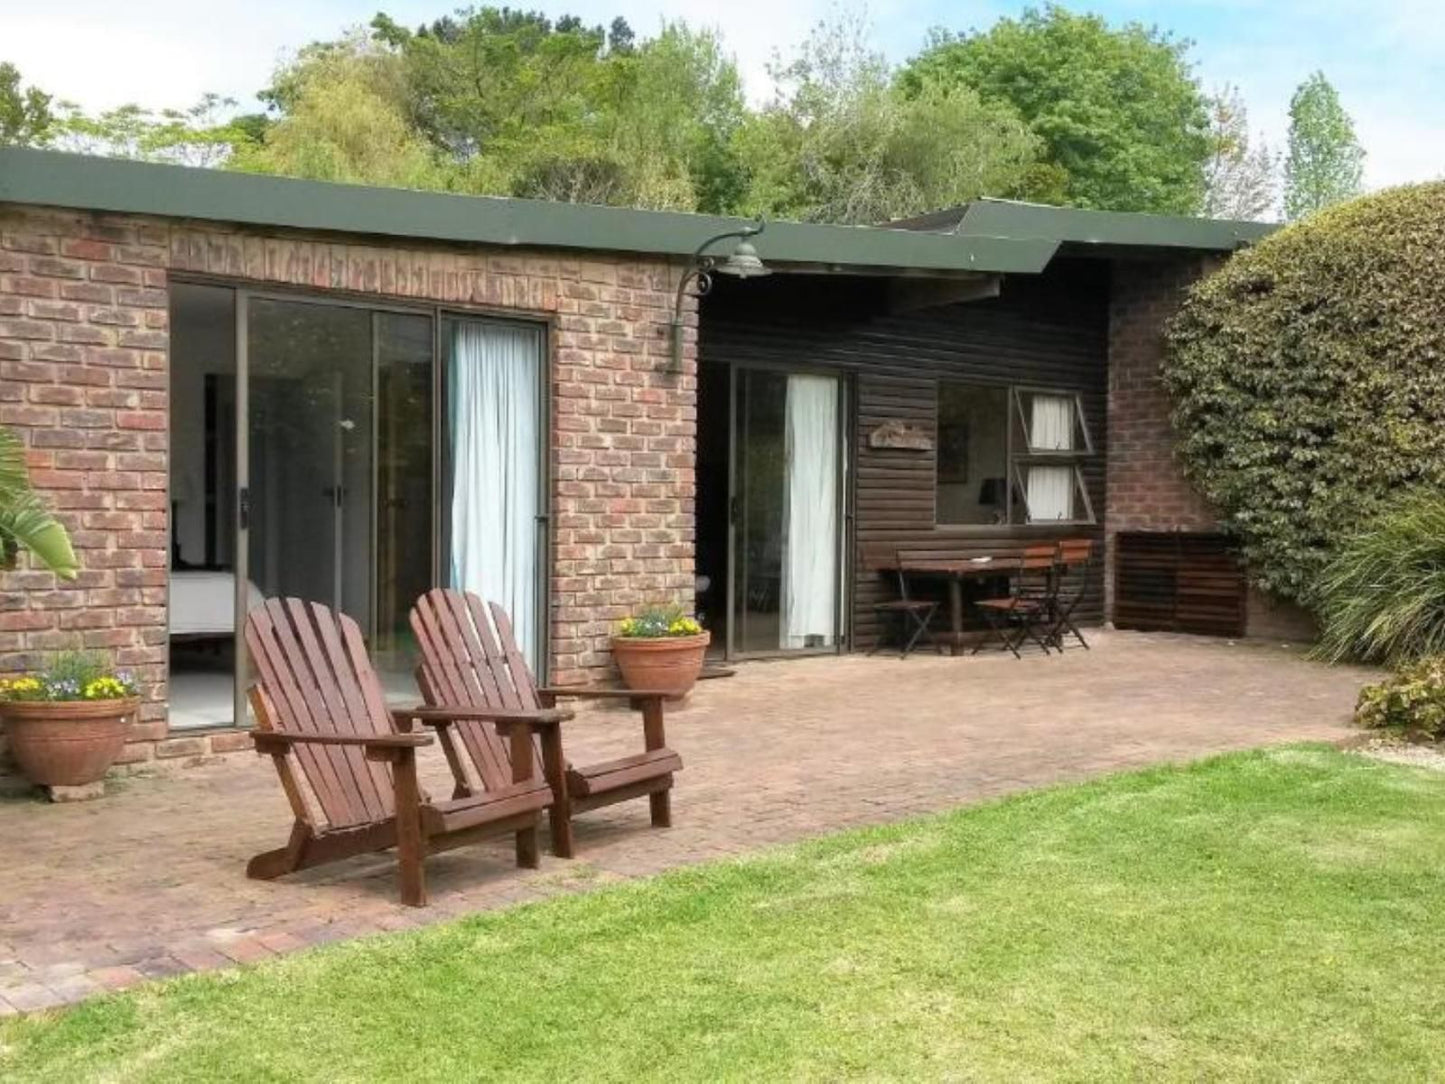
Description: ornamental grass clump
616,604,703,639
0,650,137,702
1316,491,1445,665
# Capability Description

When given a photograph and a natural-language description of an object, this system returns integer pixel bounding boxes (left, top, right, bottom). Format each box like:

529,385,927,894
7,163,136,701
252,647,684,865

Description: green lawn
5,746,1445,1082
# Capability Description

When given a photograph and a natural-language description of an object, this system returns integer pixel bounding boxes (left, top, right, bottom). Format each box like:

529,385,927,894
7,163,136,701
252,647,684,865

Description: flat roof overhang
888,197,1277,254
0,148,1060,278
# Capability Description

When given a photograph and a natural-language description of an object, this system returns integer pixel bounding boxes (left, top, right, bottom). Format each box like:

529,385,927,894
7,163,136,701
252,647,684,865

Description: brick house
0,147,1289,774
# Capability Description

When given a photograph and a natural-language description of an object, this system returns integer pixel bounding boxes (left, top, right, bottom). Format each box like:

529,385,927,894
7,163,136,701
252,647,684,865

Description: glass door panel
245,298,374,627
732,368,843,655
374,312,435,672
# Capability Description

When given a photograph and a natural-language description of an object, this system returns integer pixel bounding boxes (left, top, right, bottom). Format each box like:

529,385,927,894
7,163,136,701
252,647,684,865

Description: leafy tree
1282,71,1364,221
900,5,1211,214
54,94,250,167
1202,85,1277,220
233,33,447,189
0,62,55,146
363,10,747,210
739,12,1045,224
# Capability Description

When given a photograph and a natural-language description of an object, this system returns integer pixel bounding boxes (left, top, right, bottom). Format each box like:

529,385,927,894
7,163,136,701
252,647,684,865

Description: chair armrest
390,704,572,732
249,729,432,763
536,685,669,702
537,686,670,754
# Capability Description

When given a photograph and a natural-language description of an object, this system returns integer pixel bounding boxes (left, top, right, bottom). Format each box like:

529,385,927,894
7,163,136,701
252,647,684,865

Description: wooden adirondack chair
406,588,682,860
244,597,553,907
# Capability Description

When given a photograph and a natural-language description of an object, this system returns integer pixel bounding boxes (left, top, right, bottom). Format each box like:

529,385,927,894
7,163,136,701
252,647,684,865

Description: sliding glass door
168,283,548,729
730,366,846,656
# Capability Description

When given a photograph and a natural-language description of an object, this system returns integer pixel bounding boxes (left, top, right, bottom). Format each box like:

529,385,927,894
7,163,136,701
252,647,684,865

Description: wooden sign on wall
868,420,934,451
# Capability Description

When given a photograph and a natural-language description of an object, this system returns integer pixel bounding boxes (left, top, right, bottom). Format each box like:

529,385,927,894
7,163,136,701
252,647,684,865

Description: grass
5,745,1445,1081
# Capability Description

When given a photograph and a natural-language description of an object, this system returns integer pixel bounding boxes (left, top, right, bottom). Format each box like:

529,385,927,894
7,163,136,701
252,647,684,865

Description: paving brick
0,633,1372,1012
1,983,65,1012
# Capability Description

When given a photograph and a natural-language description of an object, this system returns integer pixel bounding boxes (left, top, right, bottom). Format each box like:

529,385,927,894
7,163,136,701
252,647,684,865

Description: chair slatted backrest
1058,538,1093,569
1018,544,1059,597
1056,538,1094,600
409,588,541,791
245,598,394,829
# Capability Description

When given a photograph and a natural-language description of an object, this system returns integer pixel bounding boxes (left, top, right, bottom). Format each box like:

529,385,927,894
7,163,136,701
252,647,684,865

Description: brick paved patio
0,632,1373,1014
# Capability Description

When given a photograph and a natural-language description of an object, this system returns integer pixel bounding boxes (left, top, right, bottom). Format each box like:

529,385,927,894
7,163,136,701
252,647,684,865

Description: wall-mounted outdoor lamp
670,219,770,370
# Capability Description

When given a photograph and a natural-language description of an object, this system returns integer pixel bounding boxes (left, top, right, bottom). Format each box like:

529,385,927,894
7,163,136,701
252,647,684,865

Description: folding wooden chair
971,545,1059,658
869,550,939,658
1046,538,1094,651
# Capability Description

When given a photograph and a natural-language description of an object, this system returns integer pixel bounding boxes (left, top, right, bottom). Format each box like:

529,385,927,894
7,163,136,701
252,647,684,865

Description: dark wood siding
700,260,1110,648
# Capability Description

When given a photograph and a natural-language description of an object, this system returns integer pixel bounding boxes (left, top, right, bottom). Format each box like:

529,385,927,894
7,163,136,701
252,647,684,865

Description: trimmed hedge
1163,182,1445,607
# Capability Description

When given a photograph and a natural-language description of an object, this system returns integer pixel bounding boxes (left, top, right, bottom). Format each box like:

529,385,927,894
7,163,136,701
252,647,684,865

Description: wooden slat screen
1114,532,1246,637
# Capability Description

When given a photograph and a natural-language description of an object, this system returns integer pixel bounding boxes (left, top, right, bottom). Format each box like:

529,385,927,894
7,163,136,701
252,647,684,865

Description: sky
5,0,1441,190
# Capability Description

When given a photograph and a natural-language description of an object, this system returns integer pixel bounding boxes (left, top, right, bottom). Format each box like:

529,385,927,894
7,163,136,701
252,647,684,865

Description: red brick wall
1104,258,1219,618
1104,256,1317,642
0,208,171,769
1,203,694,773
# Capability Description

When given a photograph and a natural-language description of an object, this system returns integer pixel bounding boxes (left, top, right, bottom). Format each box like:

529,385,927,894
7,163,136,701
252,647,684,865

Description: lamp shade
716,240,769,279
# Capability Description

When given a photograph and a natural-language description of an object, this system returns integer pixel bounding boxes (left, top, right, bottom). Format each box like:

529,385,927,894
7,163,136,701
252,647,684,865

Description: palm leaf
0,425,79,581
0,425,28,502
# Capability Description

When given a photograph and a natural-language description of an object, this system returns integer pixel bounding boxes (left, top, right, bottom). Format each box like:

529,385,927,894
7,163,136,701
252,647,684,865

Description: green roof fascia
0,148,1058,275
954,199,1277,251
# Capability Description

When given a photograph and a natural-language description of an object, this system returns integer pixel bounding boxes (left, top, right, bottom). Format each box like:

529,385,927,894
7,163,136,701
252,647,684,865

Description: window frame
933,380,1096,529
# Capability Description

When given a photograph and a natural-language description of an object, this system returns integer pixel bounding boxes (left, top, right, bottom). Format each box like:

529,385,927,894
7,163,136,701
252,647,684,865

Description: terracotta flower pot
611,631,710,698
0,697,139,787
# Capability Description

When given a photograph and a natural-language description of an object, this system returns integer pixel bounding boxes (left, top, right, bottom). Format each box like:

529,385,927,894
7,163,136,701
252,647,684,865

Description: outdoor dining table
890,555,1024,654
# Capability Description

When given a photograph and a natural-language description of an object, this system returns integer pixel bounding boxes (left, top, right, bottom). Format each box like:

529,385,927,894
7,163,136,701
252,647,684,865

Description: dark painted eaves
0,148,1059,276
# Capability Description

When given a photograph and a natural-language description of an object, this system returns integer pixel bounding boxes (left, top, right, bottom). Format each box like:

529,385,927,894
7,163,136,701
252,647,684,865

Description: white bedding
169,570,265,636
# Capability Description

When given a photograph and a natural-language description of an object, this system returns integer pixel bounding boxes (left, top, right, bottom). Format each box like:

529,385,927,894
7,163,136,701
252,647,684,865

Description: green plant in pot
611,604,709,698
0,653,140,788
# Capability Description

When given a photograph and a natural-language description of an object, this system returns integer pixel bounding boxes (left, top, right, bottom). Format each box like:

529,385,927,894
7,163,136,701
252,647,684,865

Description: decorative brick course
0,203,695,773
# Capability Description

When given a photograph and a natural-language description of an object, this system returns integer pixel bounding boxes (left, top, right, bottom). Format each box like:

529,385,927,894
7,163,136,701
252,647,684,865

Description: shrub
1317,491,1445,664
1355,656,1445,737
1163,181,1445,608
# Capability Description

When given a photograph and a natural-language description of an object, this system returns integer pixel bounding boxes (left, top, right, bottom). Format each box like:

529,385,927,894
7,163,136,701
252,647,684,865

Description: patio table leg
948,577,964,655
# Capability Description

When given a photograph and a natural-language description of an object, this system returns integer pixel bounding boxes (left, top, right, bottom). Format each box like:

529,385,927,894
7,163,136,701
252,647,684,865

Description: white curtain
449,321,542,670
1026,394,1074,522
781,374,839,649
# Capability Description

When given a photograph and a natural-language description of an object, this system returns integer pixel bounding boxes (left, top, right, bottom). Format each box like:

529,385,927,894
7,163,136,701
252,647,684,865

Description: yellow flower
82,677,127,700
